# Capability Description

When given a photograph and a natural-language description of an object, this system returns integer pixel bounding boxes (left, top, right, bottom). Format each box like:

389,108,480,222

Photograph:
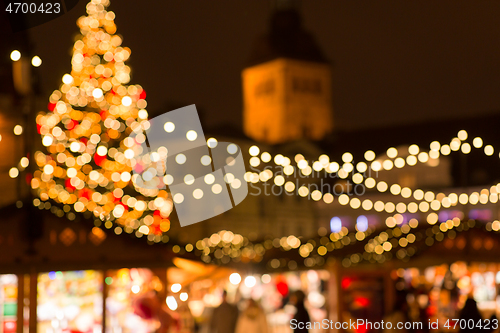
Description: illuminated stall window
469,209,492,221
105,268,163,333
0,275,17,333
356,215,369,232
239,270,328,333
37,270,103,333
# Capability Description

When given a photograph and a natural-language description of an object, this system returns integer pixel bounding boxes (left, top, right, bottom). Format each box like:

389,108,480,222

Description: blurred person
291,290,310,333
458,298,483,333
383,292,409,333
235,299,269,333
209,290,239,333
178,301,196,333
407,292,430,333
133,291,179,333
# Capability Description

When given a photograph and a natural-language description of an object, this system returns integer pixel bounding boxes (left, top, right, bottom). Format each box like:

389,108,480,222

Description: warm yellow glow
413,189,424,200
298,186,309,197
164,122,175,133
350,198,361,209
13,125,23,135
20,157,29,168
461,143,471,154
374,201,385,212
430,141,440,151
394,157,405,168
408,144,419,155
242,58,333,144
229,273,241,285
376,181,388,192
186,130,198,141
249,145,260,156
384,202,395,213
401,187,412,198
323,193,334,204
356,162,367,172
473,137,483,148
92,88,103,98
390,184,401,195
274,175,285,186
338,194,349,205
261,152,271,162
328,162,339,172
311,190,322,201
485,145,494,156
406,155,417,166
427,213,438,225
382,159,393,170
121,96,132,106
62,74,73,84
364,150,375,161
371,161,381,171
362,199,373,210
284,181,295,192
440,144,451,155
10,50,21,61
171,283,182,293
207,137,218,148
365,178,375,188
352,173,363,184
342,152,353,163
457,130,468,141
417,152,429,163
386,147,398,158
31,56,42,67
450,138,461,151
9,167,19,178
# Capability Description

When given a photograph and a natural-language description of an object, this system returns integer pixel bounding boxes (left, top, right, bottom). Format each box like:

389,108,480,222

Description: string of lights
340,217,480,268
242,130,500,216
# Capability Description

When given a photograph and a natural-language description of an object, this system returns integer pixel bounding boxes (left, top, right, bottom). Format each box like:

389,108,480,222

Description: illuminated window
37,271,102,332
106,268,163,333
330,217,342,233
356,215,368,232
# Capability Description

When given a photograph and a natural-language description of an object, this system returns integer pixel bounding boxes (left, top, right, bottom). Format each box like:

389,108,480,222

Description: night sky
24,0,500,132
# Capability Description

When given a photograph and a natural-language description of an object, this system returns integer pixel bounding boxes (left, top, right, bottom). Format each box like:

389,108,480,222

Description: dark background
8,0,500,131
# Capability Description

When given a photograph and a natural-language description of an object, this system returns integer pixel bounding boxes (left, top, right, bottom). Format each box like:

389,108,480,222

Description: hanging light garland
340,217,482,268
242,129,500,217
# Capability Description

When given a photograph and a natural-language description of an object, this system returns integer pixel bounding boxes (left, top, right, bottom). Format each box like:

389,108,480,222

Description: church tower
242,0,333,145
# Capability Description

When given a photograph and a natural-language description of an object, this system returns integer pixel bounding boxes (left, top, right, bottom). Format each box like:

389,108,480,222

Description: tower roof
247,7,328,66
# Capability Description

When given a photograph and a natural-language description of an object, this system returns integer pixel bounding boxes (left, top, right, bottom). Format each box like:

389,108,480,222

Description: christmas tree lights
32,0,173,242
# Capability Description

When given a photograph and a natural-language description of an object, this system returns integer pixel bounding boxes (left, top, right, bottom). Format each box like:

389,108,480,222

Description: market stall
37,270,102,333
394,262,500,332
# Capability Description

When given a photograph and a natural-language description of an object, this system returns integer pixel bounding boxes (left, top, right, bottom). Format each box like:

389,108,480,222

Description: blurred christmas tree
32,0,172,243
